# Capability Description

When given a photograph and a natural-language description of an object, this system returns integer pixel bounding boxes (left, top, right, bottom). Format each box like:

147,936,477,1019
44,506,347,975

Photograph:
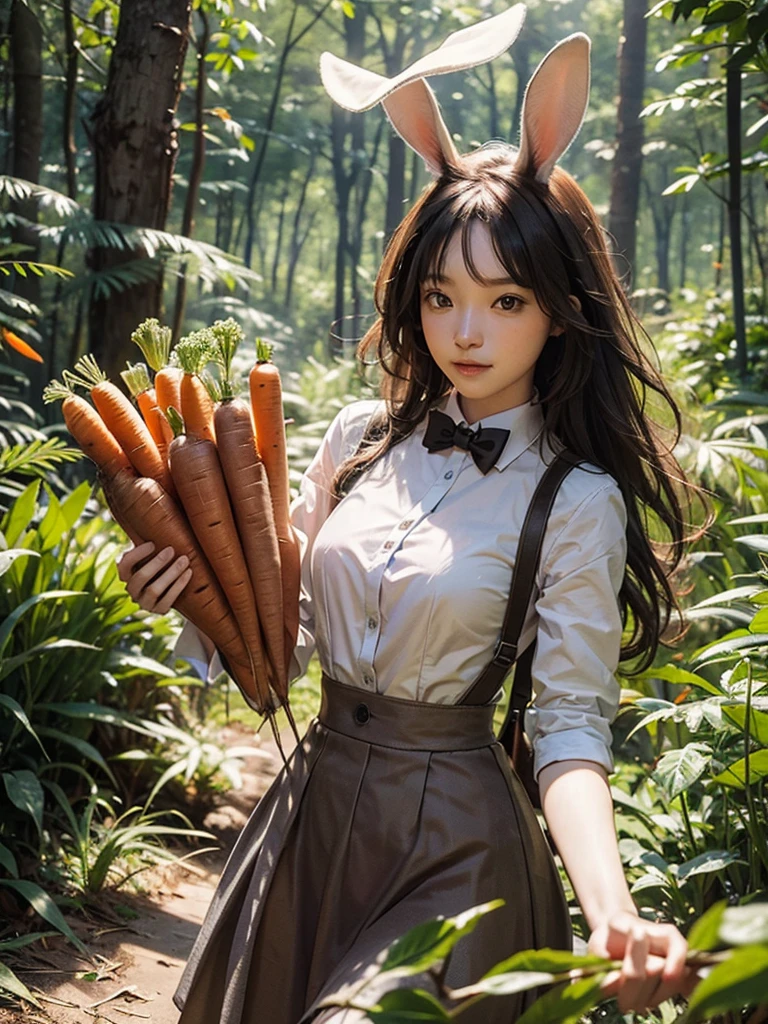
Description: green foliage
319,900,768,1021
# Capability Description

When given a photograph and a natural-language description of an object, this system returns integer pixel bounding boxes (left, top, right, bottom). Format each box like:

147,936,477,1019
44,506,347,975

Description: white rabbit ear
319,4,527,176
516,33,591,184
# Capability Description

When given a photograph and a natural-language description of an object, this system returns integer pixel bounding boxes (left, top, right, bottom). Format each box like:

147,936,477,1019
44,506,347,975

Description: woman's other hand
588,909,699,1013
117,541,192,614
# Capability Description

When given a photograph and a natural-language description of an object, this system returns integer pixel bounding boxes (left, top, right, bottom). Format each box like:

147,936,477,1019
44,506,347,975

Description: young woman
118,9,699,1022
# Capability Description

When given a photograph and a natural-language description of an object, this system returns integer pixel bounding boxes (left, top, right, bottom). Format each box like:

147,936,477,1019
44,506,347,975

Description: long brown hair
331,143,699,670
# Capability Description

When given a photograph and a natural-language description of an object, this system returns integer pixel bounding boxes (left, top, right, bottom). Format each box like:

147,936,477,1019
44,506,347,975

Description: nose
454,307,483,349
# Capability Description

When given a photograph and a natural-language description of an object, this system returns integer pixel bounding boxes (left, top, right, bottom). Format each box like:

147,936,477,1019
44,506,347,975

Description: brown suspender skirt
173,455,579,1023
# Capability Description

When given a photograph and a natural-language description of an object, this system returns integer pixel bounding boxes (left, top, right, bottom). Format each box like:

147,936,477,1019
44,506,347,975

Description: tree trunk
88,0,191,381
284,149,317,311
329,7,367,357
726,63,747,377
172,8,209,342
678,193,689,290
608,0,648,286
10,0,44,400
271,178,291,297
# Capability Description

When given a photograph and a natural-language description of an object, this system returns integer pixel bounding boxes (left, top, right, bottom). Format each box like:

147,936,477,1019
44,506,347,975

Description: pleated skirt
173,674,572,1024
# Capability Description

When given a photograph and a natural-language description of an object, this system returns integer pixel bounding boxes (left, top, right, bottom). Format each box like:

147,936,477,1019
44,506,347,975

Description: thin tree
608,0,648,287
88,0,191,380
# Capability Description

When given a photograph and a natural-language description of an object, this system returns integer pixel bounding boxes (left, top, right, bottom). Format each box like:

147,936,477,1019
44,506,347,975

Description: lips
453,362,490,368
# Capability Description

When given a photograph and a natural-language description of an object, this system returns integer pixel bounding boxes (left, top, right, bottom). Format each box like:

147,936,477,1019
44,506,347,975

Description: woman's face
419,219,562,424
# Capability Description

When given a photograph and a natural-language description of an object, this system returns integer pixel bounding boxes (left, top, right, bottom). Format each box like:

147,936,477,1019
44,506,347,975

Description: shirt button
353,703,371,725
400,519,413,529
363,673,373,686
383,540,394,551
444,470,454,480
367,616,377,630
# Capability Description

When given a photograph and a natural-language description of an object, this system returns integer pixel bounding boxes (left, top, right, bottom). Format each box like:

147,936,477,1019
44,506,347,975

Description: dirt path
1,727,293,1024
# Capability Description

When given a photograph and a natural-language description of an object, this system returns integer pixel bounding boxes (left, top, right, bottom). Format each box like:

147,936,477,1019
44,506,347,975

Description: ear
319,4,527,177
516,33,591,184
381,80,459,176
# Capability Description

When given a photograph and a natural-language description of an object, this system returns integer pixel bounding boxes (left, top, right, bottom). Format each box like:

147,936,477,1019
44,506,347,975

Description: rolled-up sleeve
527,480,627,779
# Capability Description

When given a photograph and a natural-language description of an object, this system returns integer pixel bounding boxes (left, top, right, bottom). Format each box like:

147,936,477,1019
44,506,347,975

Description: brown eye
496,295,522,311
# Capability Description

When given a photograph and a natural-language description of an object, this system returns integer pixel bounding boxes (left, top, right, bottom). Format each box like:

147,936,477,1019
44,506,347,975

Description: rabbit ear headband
319,4,590,185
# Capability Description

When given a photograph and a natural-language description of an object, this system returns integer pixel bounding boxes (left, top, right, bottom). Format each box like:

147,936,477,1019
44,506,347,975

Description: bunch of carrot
43,318,301,750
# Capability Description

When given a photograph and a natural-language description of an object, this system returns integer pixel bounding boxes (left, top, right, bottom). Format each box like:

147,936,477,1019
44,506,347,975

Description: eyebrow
422,272,522,287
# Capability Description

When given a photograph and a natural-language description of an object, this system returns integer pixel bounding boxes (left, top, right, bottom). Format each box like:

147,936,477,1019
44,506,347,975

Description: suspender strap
461,450,581,708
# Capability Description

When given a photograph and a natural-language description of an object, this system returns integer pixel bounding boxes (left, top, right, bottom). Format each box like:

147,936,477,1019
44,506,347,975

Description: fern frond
0,289,43,319
0,175,82,219
0,260,73,280
0,437,82,478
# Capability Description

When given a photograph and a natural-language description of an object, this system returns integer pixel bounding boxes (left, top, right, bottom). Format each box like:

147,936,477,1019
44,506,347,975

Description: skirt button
354,703,371,725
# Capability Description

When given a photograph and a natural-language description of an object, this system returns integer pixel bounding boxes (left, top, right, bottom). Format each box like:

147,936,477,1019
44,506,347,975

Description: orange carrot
130,318,183,424
43,379,141,546
175,332,216,443
215,398,285,695
166,407,272,711
249,340,301,684
2,327,43,363
65,354,175,497
102,467,263,707
120,362,175,494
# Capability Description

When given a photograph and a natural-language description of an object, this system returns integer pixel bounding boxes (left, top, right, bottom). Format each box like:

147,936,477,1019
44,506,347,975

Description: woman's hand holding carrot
117,541,193,615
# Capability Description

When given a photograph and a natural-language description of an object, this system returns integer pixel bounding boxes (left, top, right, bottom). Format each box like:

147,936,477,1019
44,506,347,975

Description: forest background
1,0,768,1021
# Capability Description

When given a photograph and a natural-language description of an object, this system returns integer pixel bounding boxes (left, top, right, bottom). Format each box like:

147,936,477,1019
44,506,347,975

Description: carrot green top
131,318,173,372
209,318,244,401
254,338,274,364
120,361,153,399
175,331,218,376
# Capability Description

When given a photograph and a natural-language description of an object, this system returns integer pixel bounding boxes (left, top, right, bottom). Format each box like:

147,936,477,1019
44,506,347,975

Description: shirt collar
435,388,545,471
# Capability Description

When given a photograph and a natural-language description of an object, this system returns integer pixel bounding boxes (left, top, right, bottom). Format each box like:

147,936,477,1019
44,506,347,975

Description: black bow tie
422,408,510,475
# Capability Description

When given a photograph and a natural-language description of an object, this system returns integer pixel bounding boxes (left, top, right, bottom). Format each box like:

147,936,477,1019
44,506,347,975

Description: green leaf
0,841,19,878
483,948,611,978
0,547,38,575
686,946,768,1022
711,749,768,788
36,726,115,782
702,0,747,23
2,770,44,835
721,704,768,746
653,743,712,800
0,880,88,955
0,590,87,659
368,989,449,1022
382,901,504,975
719,903,768,946
0,638,101,683
0,693,37,739
1,478,40,547
60,480,92,531
688,900,727,951
106,651,176,679
677,850,743,884
515,975,607,1024
638,665,721,695
451,971,556,999
693,631,768,664
0,961,42,1007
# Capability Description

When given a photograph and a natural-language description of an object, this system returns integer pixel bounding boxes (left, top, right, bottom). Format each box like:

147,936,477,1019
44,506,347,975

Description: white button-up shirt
176,388,627,778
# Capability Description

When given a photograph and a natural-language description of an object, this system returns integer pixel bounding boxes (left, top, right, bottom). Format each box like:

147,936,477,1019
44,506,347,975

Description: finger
139,555,190,612
117,541,155,582
154,565,194,615
617,926,649,1013
125,545,176,602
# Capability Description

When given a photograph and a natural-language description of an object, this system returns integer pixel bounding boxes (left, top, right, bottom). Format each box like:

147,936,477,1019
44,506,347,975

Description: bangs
410,178,544,295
